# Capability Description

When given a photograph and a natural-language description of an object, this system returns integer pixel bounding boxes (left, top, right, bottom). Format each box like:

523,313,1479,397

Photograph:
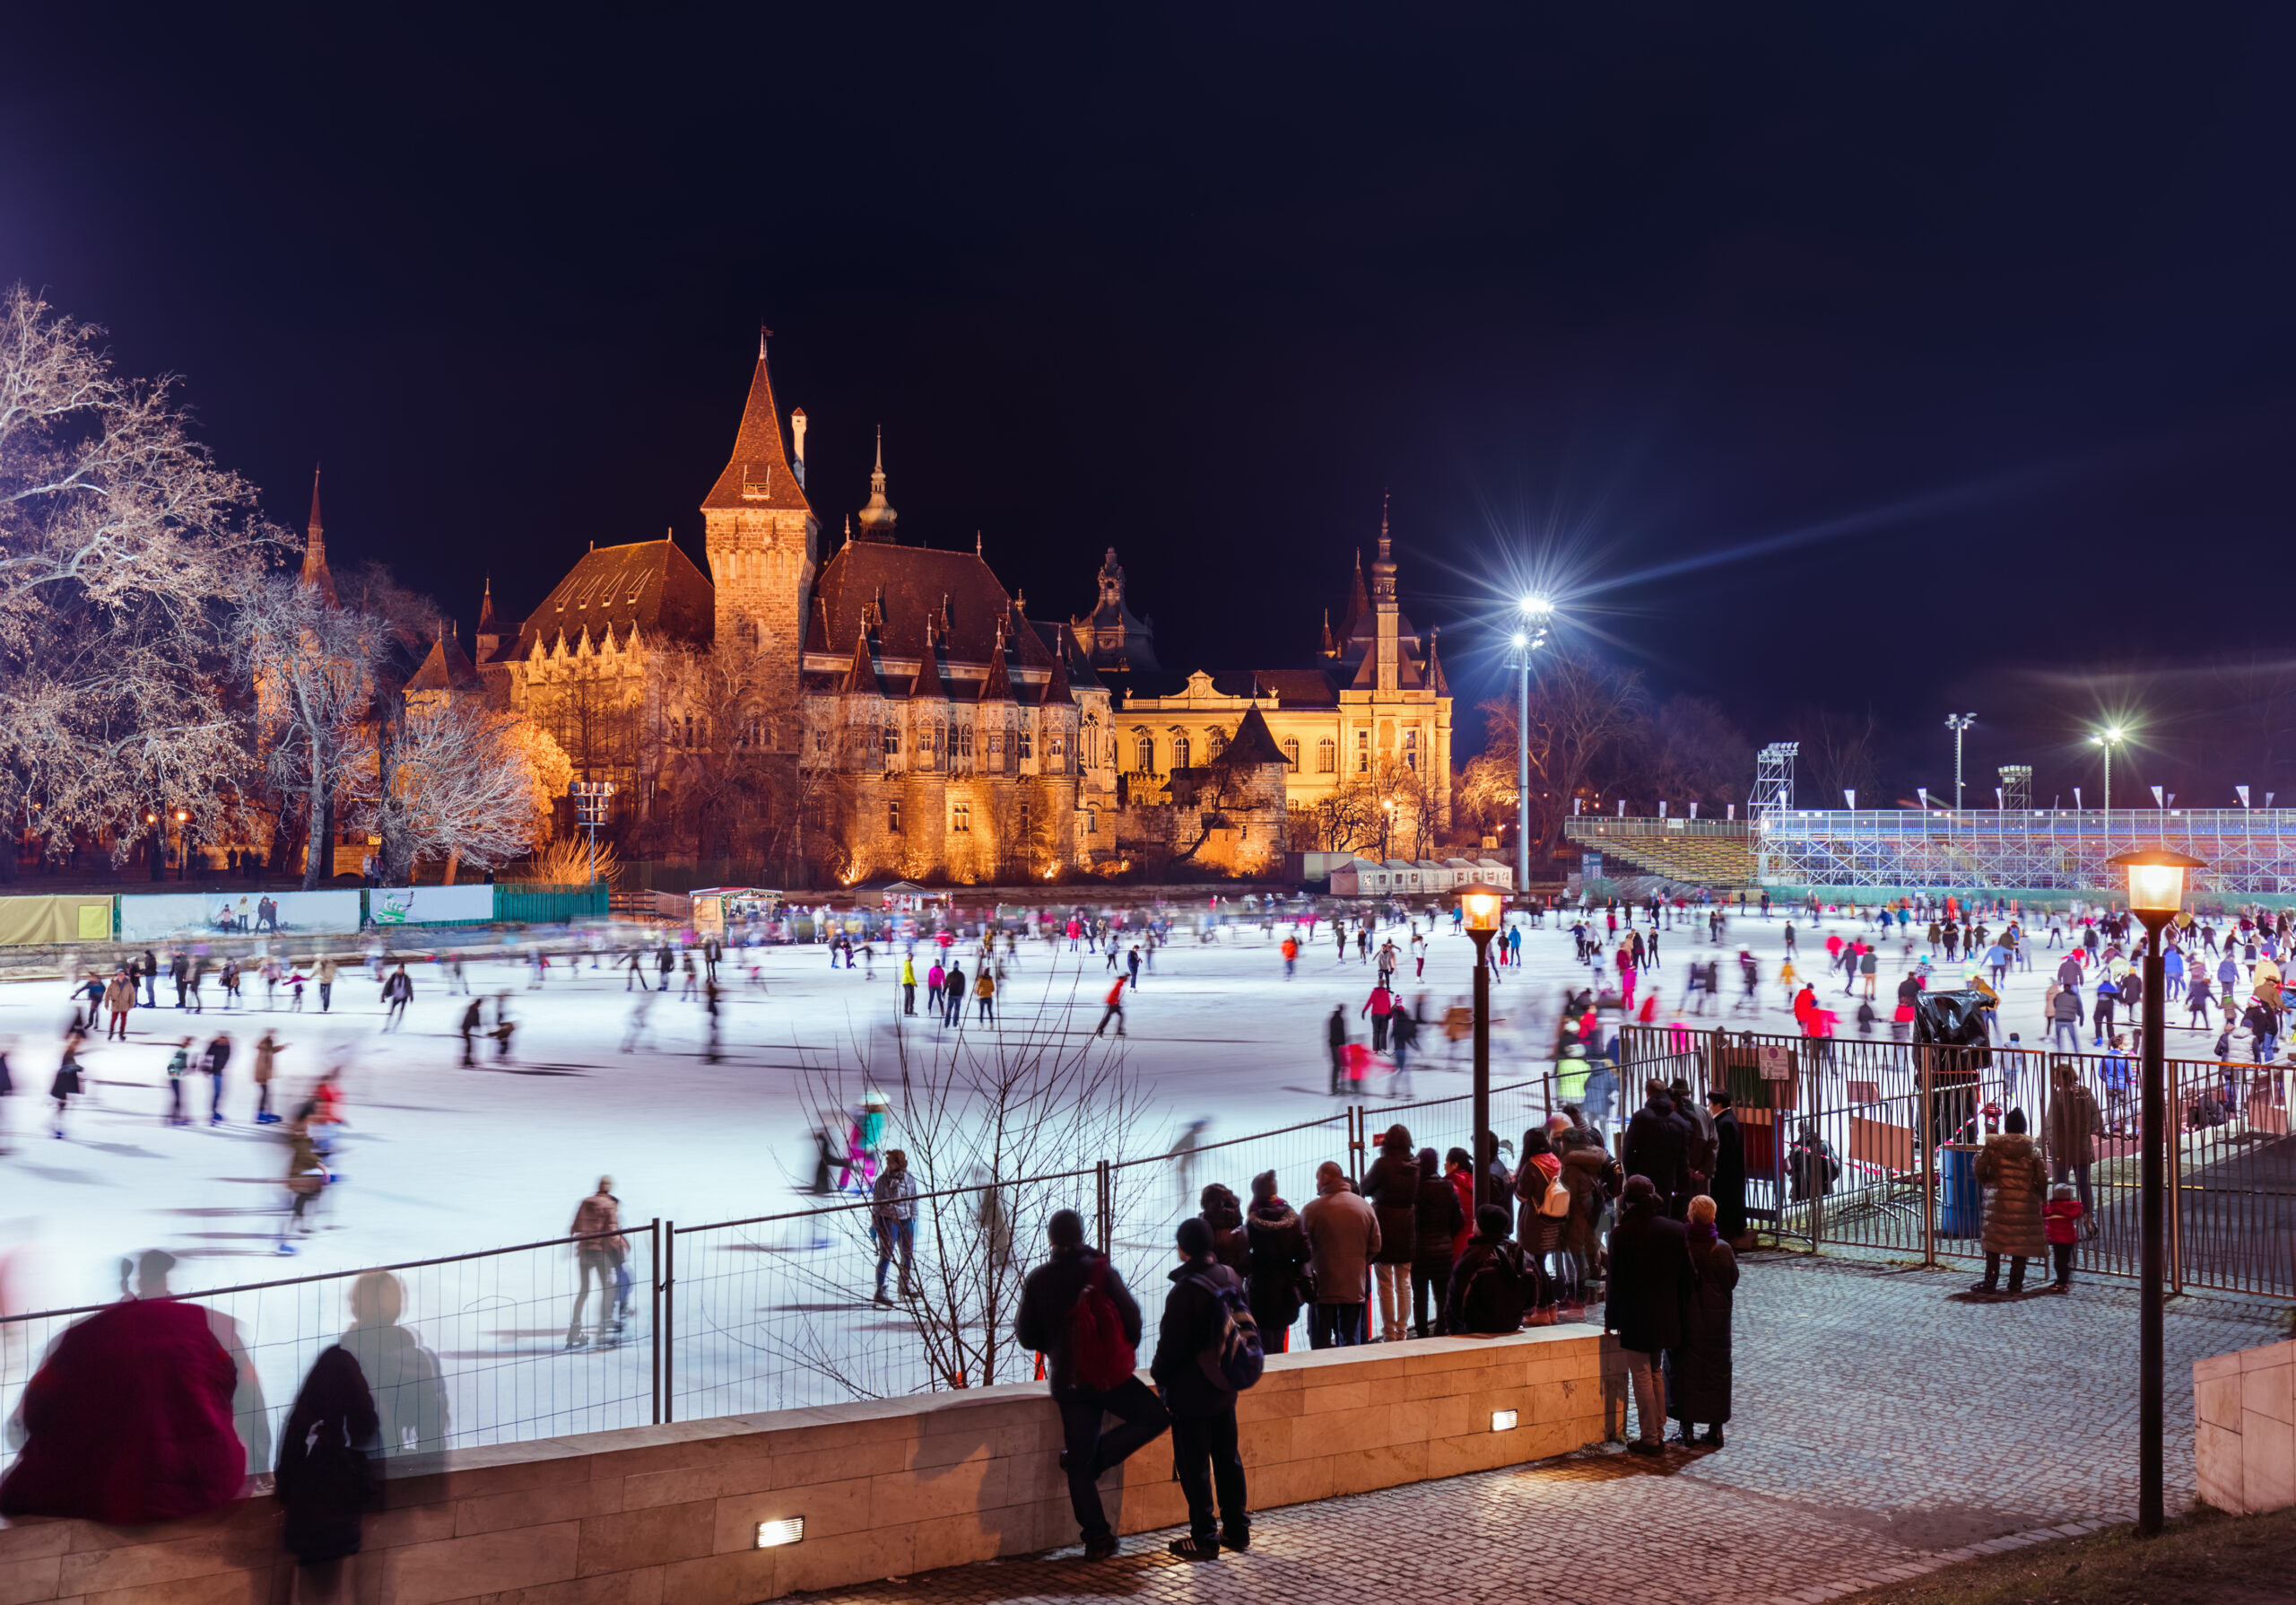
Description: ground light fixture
755,1516,804,1548
1491,1409,1518,1432
1457,880,1507,1213
2104,845,2205,1540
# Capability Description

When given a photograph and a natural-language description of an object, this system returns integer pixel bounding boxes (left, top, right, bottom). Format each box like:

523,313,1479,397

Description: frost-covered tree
363,702,559,885
236,573,387,887
0,286,280,872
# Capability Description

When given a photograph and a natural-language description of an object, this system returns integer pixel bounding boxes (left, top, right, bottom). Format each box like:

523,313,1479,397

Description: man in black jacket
1622,1084,1688,1208
1013,1209,1167,1558
1150,1217,1248,1561
1605,1176,1692,1455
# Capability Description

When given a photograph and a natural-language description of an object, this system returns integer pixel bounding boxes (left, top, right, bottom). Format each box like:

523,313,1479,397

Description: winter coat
274,1345,382,1565
1443,1232,1539,1334
104,975,134,1015
1558,1147,1613,1257
1413,1168,1465,1263
1243,1199,1311,1333
1447,1167,1475,1260
1605,1201,1692,1355
1665,1232,1738,1426
1151,1258,1244,1417
1622,1095,1688,1199
1362,1151,1418,1266
1513,1155,1565,1256
1198,1189,1249,1274
1677,1098,1719,1180
570,1191,627,1257
2046,1081,2102,1167
1975,1133,2048,1258
1301,1178,1379,1304
871,1166,918,1223
1709,1109,1748,1238
0,1296,245,1523
1013,1244,1143,1400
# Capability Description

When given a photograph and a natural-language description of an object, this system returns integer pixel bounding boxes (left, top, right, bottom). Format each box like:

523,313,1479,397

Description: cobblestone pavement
790,1254,2289,1605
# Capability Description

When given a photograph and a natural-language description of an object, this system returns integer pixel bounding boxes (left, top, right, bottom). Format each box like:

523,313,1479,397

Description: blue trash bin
1938,1146,1982,1237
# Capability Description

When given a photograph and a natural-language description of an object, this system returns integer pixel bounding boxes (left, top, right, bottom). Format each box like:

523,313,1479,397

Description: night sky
7,6,2292,807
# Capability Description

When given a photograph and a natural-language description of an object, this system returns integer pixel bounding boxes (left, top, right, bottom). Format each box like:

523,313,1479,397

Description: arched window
1136,735,1154,772
1172,737,1191,769
1317,737,1336,773
1403,728,1419,772
1208,729,1226,756
1283,737,1300,771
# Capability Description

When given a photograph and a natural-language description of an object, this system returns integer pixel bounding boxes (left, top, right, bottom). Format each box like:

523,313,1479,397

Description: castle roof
842,624,883,698
512,539,714,659
977,631,1014,702
1212,704,1289,769
700,342,812,514
405,628,486,695
806,541,1055,669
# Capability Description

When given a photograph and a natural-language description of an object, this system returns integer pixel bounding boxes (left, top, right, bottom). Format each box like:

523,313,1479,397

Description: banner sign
366,885,495,927
118,890,361,942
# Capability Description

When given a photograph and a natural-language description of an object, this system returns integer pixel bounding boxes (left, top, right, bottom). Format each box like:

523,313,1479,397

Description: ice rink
0,898,2226,1318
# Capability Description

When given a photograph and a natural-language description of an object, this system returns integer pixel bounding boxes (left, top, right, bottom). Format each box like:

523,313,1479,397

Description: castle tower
1370,493,1399,692
701,333,818,746
300,465,338,607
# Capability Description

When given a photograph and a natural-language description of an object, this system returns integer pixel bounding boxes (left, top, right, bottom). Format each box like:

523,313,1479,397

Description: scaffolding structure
1997,764,2031,813
1754,807,2296,894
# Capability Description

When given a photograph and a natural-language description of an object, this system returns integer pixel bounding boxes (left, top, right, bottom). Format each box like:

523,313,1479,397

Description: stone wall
0,1326,1617,1605
2196,1336,2294,1515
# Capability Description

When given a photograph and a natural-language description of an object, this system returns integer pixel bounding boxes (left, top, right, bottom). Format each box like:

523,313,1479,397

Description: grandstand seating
1564,819,1755,887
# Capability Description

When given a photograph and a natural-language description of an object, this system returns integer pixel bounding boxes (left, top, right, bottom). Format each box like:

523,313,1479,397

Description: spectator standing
1410,1147,1464,1337
1361,1124,1418,1342
1196,1183,1249,1274
1622,1082,1688,1208
871,1149,918,1305
2044,1060,2101,1231
1443,1204,1540,1334
274,1345,382,1598
1013,1209,1166,1560
1151,1218,1252,1560
1665,1195,1739,1448
1301,1160,1378,1348
1705,1090,1747,1243
1605,1176,1691,1456
1242,1171,1310,1350
1971,1110,2048,1295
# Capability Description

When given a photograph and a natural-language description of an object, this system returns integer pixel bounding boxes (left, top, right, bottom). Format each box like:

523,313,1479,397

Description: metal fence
1621,1024,2296,1298
4,1067,1665,1470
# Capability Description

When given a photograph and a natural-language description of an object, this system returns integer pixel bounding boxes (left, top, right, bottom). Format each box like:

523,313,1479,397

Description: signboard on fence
0,894,114,946
1757,1044,1792,1081
366,885,494,927
118,890,361,942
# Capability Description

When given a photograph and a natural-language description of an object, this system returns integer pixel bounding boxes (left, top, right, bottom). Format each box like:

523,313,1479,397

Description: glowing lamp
2106,848,2204,919
754,1516,804,1548
1519,595,1554,619
1458,881,1505,933
1491,1409,1518,1432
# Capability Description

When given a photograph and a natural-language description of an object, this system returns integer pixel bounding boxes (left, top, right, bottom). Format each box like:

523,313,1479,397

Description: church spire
299,464,338,607
854,426,899,541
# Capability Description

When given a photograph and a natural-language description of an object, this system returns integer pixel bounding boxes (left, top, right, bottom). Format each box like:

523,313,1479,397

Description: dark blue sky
5,5,2291,803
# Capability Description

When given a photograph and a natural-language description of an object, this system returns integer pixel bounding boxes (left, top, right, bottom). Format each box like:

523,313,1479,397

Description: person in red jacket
0,1251,246,1523
1092,973,1127,1037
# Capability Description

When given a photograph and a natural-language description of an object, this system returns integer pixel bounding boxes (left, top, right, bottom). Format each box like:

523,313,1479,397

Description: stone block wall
2196,1337,2294,1515
0,1327,1618,1605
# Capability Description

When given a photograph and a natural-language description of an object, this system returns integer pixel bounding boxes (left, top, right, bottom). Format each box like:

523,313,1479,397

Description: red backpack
1068,1260,1135,1391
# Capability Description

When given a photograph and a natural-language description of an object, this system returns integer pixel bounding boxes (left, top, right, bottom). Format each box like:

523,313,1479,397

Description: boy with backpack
1151,1217,1261,1560
1013,1209,1167,1560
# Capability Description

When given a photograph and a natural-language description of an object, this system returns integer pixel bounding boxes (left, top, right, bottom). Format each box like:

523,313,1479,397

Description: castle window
1136,736,1154,772
1018,797,1031,834
686,715,698,749
813,727,829,755
988,732,1003,756
1403,728,1419,771
1019,728,1033,761
1208,730,1226,756
1283,737,1300,772
1087,804,1098,835
884,723,900,757
952,801,971,833
1172,737,1191,769
888,800,902,833
960,726,975,759
1317,737,1336,773
1356,730,1370,773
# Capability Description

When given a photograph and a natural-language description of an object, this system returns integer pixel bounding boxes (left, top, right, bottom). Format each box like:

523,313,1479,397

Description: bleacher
1563,818,1755,888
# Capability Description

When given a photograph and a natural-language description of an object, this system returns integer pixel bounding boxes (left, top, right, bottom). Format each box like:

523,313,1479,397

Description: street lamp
1944,714,1976,810
1458,880,1507,1215
2106,845,2205,1540
1513,599,1552,894
570,781,616,888
2092,727,2127,835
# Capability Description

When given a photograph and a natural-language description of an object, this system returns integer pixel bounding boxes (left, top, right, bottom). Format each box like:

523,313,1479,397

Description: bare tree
787,990,1151,1397
1789,705,1881,809
0,285,282,870
237,575,388,886
1480,650,1645,852
361,701,559,885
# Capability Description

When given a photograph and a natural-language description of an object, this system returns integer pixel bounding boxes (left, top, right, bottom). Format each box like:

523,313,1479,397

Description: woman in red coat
0,1277,244,1523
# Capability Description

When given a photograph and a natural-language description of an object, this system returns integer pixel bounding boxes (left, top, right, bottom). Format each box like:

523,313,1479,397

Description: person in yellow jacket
900,954,918,1016
972,965,996,1025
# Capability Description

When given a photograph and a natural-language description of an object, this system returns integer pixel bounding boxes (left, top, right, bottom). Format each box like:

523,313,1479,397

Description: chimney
790,407,807,488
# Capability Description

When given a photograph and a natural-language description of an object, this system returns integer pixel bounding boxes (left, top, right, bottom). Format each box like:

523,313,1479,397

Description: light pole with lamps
2092,726,2126,837
2106,845,2205,1540
1514,598,1552,893
1944,713,1976,809
1458,881,1507,1214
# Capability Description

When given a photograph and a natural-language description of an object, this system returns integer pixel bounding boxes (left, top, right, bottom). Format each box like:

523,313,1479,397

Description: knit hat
1475,1204,1511,1237
1622,1175,1659,1207
2005,1108,2028,1134
1250,1169,1279,1201
1048,1208,1085,1248
1176,1217,1215,1258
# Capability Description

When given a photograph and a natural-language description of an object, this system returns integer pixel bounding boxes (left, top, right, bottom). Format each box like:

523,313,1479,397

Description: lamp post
1514,598,1552,893
2092,726,2126,838
1944,713,1976,810
1459,881,1506,1214
2106,845,2205,1540
571,781,615,888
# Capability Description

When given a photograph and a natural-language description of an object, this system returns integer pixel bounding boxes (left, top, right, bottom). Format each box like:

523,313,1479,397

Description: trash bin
1938,1144,1982,1237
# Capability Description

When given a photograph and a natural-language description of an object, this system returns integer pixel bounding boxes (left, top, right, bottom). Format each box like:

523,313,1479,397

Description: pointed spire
978,622,1013,702
1425,624,1448,696
702,336,811,512
855,426,899,541
1378,490,1391,563
1041,632,1075,706
843,622,883,697
974,529,982,557
299,463,338,607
